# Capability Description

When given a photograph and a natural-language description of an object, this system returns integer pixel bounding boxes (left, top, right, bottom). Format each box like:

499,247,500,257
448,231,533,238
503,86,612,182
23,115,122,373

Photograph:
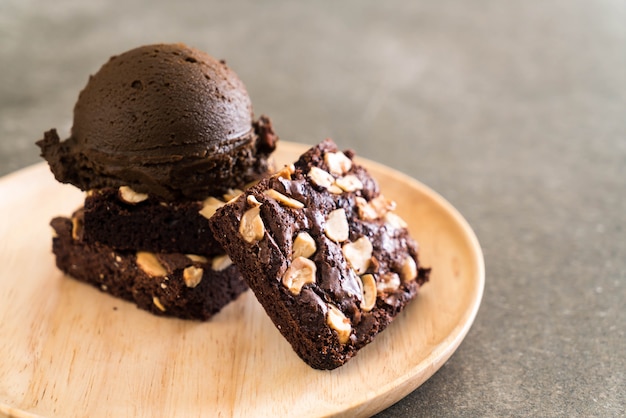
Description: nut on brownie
209,139,430,369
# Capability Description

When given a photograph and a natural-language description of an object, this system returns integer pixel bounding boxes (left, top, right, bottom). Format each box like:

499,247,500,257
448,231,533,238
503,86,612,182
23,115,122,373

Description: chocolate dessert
37,43,276,201
36,43,280,319
209,139,430,369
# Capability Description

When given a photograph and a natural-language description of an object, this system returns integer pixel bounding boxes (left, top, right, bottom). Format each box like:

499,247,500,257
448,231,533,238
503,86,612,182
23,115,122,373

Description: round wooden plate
0,142,484,418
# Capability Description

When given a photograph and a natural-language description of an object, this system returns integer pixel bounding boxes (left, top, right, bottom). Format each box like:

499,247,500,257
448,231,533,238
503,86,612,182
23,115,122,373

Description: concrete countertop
1,1,624,416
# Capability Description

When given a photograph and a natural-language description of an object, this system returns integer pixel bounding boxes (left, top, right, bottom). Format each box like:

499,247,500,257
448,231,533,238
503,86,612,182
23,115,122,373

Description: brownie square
51,216,248,321
209,139,430,369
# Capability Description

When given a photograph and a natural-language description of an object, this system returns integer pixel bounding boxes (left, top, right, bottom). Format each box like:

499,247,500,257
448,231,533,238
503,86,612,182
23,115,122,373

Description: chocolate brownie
51,216,247,320
77,186,248,254
209,139,430,369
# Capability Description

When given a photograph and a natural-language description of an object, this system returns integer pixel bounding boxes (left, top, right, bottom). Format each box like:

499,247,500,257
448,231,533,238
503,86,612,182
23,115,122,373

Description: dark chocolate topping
36,43,277,200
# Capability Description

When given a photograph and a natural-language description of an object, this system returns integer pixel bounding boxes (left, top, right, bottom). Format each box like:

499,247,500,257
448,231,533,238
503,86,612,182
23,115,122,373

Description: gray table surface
1,1,625,416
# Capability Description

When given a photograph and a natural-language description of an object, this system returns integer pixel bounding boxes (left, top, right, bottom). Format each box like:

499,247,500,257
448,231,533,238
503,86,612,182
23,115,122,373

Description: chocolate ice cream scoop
37,43,276,201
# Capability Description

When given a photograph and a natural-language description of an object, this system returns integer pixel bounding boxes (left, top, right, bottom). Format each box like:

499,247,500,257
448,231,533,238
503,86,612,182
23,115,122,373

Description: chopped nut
360,274,377,312
186,254,209,264
324,151,352,176
371,195,396,214
356,195,396,220
328,184,344,194
247,194,262,207
223,188,243,202
71,215,83,240
152,296,166,312
335,174,363,192
342,236,373,274
384,212,408,229
239,205,265,243
308,166,336,189
326,304,351,344
136,252,168,277
377,272,401,293
355,197,378,220
211,254,233,271
282,256,317,295
273,164,295,180
119,186,149,204
183,266,203,288
292,231,317,259
264,189,305,209
400,256,418,282
324,208,349,242
199,196,225,219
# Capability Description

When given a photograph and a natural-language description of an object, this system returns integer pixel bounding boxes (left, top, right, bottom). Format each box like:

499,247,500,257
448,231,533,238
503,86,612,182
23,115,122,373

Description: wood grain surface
0,142,484,418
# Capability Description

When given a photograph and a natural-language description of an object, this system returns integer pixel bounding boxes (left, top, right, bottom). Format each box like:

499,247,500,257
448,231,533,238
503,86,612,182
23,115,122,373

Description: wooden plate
0,142,484,418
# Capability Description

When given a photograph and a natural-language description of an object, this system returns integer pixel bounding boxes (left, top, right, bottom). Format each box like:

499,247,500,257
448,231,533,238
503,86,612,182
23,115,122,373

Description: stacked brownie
49,187,252,320
47,114,278,320
50,217,245,320
38,43,278,320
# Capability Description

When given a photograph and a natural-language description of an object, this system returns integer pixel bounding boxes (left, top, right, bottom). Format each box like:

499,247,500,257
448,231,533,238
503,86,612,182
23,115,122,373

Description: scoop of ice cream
37,43,277,201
